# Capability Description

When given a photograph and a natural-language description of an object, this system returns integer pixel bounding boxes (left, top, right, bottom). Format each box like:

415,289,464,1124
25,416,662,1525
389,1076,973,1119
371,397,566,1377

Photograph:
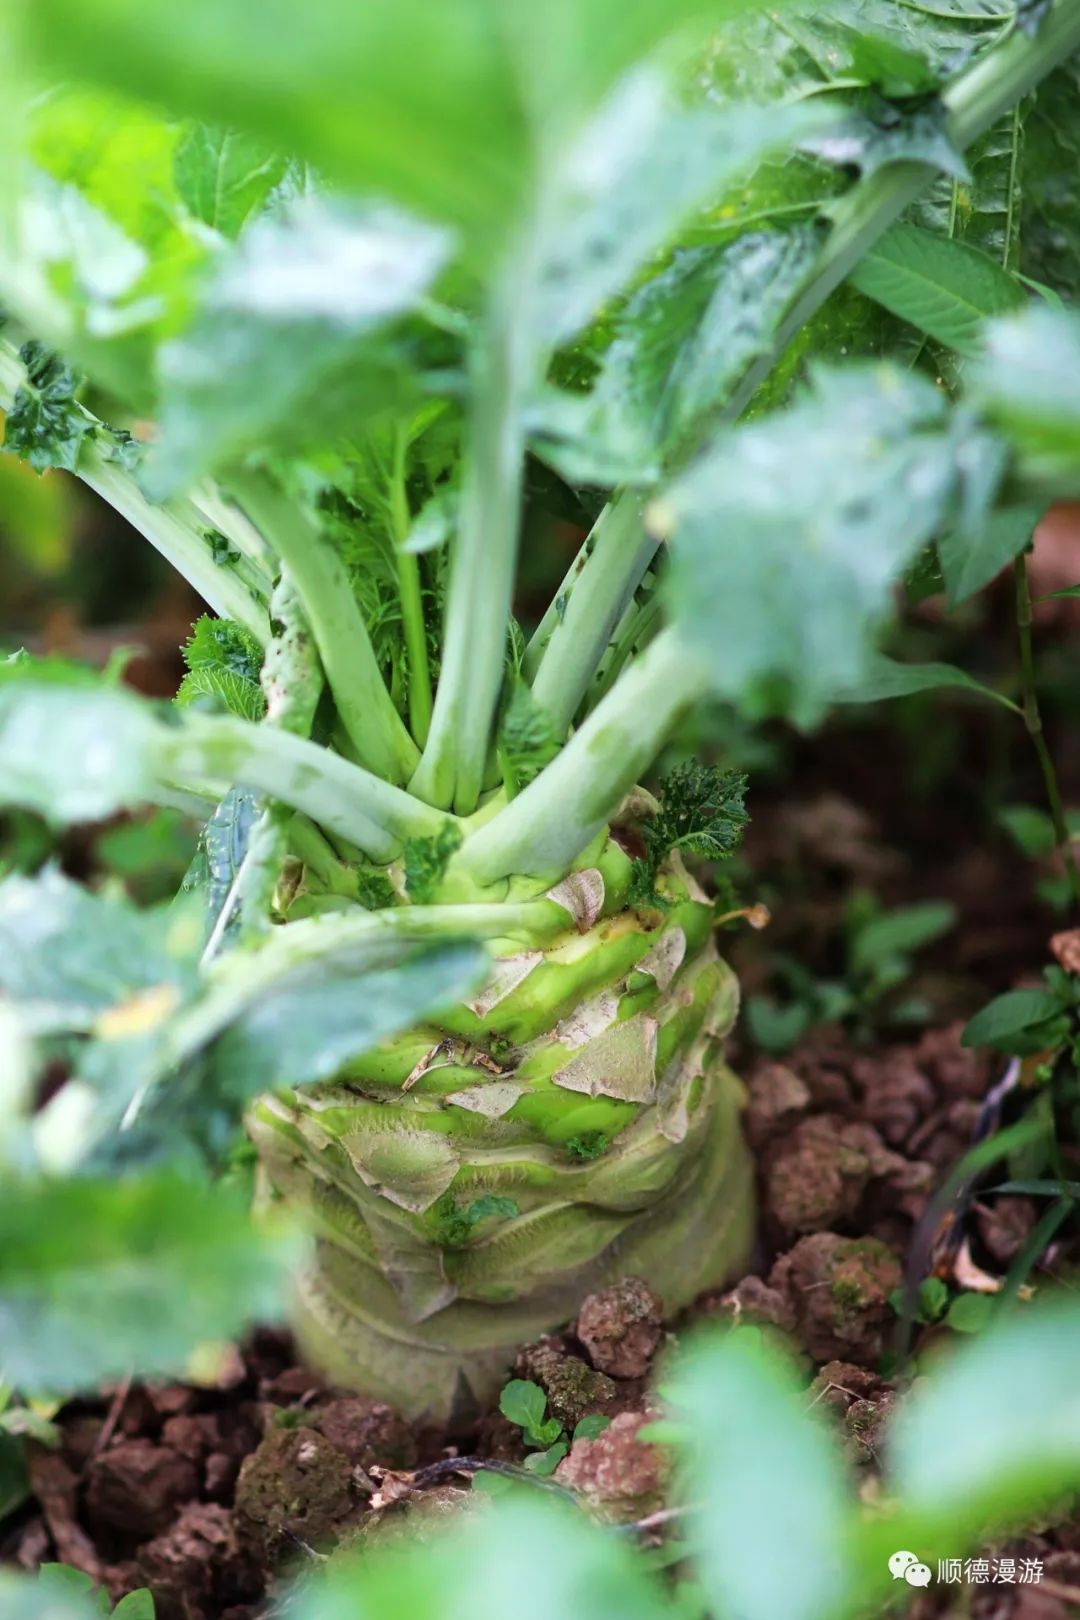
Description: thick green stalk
156,713,444,863
0,340,271,641
229,469,420,785
409,250,540,814
1014,552,1080,911
528,493,656,734
459,628,709,884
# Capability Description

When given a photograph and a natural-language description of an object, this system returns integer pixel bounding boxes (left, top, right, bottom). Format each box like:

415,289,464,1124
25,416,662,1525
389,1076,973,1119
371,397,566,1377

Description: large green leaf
211,940,487,1093
284,1495,668,1620
664,1330,855,1620
662,365,1003,723
12,0,769,248
973,306,1080,473
1022,61,1080,300
173,121,287,238
0,1576,99,1620
0,869,187,1035
850,223,1023,356
889,1303,1080,1530
148,199,451,493
534,87,825,346
0,1174,295,1388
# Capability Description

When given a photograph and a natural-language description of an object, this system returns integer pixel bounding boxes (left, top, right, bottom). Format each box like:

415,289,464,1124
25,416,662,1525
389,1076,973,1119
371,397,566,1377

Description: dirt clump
555,1410,668,1522
575,1277,664,1379
232,1425,361,1564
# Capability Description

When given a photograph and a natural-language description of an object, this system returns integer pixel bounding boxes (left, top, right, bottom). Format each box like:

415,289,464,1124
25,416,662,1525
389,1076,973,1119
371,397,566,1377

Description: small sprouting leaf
0,1174,295,1389
523,1440,569,1475
176,667,267,722
403,820,463,903
181,615,263,682
961,987,1067,1048
499,679,561,797
174,122,287,237
498,1379,562,1448
945,1293,997,1334
112,1594,155,1620
573,1413,611,1441
850,224,1023,357
499,1379,548,1431
2,343,93,474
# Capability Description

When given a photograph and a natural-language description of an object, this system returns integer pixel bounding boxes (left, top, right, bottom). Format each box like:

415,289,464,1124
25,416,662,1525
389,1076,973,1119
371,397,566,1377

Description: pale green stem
584,581,663,713
156,713,446,864
228,468,419,785
459,628,709,884
0,339,271,641
389,429,433,746
410,246,541,813
528,492,656,735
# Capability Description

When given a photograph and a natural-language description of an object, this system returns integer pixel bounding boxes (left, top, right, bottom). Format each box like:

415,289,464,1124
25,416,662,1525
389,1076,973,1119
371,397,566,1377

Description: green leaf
522,1440,569,1475
573,1413,611,1441
535,228,819,483
890,1303,1080,1528
111,1593,155,1620
211,940,487,1093
499,1379,549,1436
938,505,1042,605
961,987,1066,1047
176,667,267,722
0,869,187,1035
850,224,1024,357
850,901,956,975
149,199,451,493
178,788,261,946
535,88,826,346
665,1330,855,1620
173,122,287,237
833,653,1015,708
944,1292,997,1334
36,1572,107,1617
0,1571,104,1620
997,804,1057,858
1039,582,1080,601
182,615,263,681
973,306,1080,471
0,1174,294,1390
0,661,159,826
663,365,1003,725
2,344,93,474
283,1495,669,1620
1022,62,1080,301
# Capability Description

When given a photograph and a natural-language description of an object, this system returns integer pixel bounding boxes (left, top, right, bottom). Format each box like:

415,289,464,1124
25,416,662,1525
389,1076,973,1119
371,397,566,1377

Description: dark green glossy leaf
0,1175,295,1389
1022,62,1080,300
850,223,1023,356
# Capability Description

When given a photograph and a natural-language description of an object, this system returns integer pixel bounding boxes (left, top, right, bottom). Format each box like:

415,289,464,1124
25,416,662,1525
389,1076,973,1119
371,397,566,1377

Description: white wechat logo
889,1551,933,1588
